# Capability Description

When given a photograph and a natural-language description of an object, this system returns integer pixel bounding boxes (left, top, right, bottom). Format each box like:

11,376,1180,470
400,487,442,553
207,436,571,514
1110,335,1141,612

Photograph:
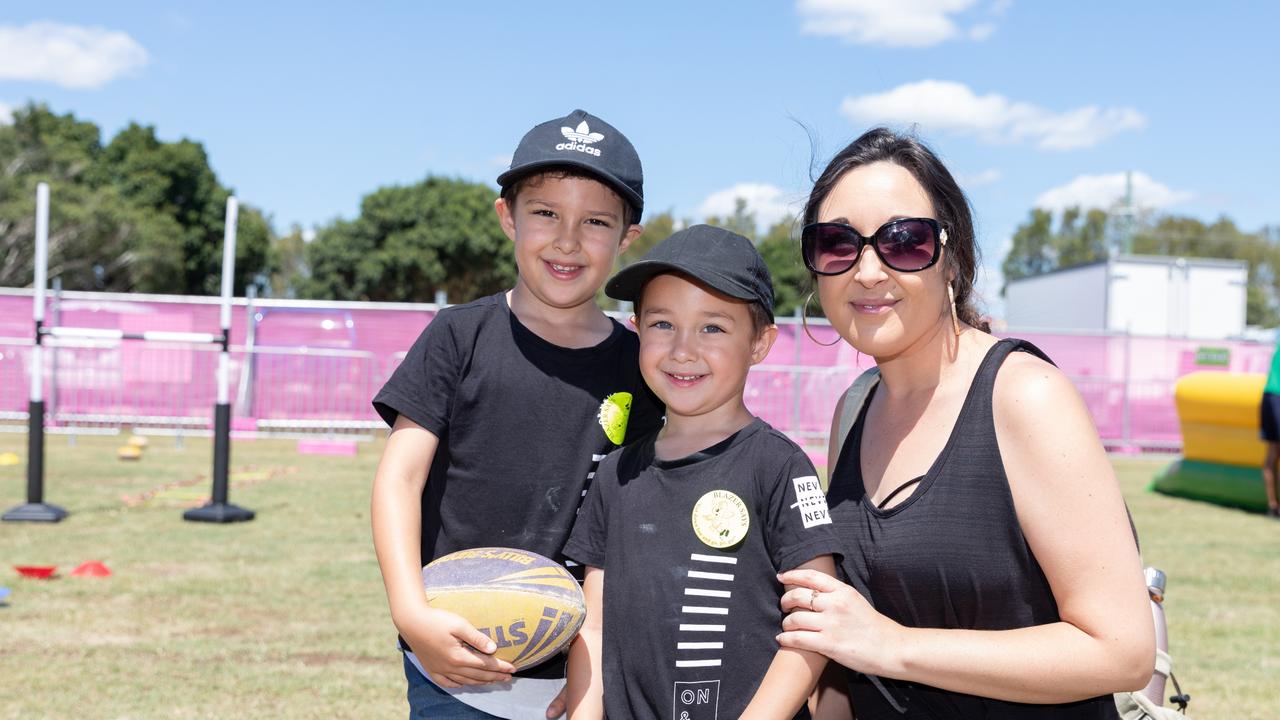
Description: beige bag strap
1114,689,1186,720
832,367,881,467
1112,648,1181,718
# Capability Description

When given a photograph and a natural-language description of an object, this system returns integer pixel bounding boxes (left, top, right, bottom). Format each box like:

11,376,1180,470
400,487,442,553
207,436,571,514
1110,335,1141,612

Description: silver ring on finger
807,588,820,612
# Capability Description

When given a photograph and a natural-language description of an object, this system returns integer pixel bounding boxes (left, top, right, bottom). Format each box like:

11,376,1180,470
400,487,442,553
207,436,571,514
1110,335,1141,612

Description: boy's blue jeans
404,654,504,720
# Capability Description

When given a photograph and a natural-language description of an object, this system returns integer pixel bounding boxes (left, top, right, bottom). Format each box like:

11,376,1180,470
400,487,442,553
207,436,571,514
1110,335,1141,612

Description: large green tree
757,217,807,318
301,176,515,303
95,123,273,295
1000,207,1109,292
0,103,273,295
268,227,309,298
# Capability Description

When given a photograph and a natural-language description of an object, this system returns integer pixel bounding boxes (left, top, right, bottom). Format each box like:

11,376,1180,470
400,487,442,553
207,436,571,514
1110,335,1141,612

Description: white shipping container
1005,255,1247,338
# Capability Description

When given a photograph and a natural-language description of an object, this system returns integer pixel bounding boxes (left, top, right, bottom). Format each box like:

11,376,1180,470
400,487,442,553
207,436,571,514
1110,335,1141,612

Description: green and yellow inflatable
1152,372,1267,511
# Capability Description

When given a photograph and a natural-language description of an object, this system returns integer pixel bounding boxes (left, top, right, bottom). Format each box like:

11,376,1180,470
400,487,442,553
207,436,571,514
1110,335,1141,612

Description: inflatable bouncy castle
1152,372,1267,511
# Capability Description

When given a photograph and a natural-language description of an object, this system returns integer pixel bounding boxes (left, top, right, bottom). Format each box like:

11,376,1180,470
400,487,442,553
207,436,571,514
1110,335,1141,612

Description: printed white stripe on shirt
688,570,734,582
681,606,729,615
684,588,731,598
690,553,738,565
677,642,724,650
675,659,722,668
679,624,726,632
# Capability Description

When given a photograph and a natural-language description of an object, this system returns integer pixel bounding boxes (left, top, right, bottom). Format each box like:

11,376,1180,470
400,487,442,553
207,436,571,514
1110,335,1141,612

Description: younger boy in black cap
371,109,662,719
563,225,841,720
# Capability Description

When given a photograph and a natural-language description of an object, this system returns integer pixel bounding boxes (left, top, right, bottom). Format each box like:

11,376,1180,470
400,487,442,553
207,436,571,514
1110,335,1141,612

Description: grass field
0,434,1276,719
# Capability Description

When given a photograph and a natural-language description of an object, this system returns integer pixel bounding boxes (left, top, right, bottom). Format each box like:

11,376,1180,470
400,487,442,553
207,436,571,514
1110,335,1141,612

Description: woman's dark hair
803,127,989,332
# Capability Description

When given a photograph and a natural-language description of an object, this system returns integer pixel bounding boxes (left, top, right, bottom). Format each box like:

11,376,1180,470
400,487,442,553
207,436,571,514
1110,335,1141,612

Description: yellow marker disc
691,489,750,549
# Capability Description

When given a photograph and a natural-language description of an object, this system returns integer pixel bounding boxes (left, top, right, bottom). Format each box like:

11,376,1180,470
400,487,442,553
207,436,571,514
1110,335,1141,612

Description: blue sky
2,2,1275,316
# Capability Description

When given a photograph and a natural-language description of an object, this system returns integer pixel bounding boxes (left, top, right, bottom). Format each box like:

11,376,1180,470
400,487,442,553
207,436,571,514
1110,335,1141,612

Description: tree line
0,104,270,296
2,104,1276,325
1002,207,1280,326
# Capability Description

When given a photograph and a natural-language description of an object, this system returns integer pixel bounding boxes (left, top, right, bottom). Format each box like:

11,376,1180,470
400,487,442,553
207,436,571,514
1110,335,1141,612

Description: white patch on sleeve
790,475,831,528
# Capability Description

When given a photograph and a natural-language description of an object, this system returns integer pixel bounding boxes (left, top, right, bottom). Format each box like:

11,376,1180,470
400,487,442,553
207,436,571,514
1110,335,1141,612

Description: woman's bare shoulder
991,347,1078,419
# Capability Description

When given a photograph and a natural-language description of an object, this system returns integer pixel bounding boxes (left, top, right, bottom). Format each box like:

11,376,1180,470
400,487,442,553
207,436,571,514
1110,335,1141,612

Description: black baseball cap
497,109,644,222
606,224,775,321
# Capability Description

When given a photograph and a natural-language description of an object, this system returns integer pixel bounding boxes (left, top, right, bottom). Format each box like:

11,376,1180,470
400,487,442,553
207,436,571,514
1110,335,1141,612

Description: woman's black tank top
827,339,1120,719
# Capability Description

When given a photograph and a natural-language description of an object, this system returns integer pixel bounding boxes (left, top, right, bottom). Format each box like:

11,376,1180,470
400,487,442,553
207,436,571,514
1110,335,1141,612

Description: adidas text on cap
606,224,775,321
497,109,644,222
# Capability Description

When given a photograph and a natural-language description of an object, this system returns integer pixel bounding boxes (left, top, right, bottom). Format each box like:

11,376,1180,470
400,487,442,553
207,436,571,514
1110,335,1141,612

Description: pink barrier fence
0,289,1272,451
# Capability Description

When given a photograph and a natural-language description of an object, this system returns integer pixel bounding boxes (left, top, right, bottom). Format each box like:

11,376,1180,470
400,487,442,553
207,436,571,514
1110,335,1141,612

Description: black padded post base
3,401,66,523
182,402,254,523
182,501,254,523
2,502,68,523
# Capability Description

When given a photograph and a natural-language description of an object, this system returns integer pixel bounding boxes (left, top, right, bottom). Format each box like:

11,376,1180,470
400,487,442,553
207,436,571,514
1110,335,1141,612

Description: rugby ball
421,547,586,670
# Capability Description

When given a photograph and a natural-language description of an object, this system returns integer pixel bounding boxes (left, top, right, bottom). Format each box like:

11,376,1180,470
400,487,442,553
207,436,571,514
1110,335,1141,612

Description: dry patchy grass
0,438,1275,718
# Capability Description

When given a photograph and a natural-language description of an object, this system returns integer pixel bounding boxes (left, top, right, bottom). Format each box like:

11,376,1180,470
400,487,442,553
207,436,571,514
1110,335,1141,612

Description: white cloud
968,22,996,40
797,0,1001,47
958,168,1002,187
0,102,12,125
0,22,148,89
698,183,799,231
840,80,1146,150
490,154,513,168
1034,172,1193,214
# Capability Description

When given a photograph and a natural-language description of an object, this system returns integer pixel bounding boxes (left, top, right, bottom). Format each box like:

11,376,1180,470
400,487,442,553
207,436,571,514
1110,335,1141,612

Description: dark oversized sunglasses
801,218,947,275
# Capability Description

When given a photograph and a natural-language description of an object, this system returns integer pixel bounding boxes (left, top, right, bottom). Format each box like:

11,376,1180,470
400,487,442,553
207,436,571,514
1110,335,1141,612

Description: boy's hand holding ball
395,603,516,687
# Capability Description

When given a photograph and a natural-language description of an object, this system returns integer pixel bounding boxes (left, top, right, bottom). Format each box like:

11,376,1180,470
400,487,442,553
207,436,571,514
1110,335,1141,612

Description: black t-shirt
564,418,842,720
372,293,663,673
828,340,1120,719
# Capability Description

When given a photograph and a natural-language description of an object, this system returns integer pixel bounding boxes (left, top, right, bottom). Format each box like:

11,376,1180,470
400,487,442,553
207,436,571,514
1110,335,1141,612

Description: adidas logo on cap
556,121,604,157
498,109,644,221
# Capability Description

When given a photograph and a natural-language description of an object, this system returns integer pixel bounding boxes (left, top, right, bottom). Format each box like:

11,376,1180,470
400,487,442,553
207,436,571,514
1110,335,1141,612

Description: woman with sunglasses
775,127,1154,719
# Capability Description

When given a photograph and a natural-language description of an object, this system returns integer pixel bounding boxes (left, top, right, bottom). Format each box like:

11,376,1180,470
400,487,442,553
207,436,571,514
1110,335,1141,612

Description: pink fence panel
0,342,29,420
0,288,1273,449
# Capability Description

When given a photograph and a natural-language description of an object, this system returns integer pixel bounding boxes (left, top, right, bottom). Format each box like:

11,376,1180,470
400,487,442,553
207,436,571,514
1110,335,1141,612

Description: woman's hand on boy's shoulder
397,603,517,687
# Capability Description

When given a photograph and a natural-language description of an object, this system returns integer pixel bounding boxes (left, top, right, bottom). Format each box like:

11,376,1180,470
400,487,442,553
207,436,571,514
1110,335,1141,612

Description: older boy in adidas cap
372,109,663,720
563,225,841,720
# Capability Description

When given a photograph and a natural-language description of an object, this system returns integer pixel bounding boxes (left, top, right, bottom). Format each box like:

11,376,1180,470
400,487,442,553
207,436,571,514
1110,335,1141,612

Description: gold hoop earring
802,292,841,347
947,283,962,336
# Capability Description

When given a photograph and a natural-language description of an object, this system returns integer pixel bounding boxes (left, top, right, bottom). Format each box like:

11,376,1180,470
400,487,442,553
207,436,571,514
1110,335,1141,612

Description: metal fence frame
0,287,1272,451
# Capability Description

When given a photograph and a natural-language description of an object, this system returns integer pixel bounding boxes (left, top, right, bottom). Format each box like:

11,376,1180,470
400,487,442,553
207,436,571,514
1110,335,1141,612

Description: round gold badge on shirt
691,489,750,548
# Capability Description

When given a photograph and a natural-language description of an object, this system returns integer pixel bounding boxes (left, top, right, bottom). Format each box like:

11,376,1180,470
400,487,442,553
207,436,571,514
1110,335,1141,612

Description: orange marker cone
70,561,111,578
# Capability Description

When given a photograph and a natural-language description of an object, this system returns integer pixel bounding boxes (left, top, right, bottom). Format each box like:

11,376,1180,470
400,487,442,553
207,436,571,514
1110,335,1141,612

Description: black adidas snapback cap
497,109,644,222
607,224,775,321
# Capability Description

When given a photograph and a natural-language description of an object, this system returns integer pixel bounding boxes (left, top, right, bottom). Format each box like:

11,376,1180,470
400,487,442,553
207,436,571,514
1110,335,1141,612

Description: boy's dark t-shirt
563,418,841,720
371,292,662,672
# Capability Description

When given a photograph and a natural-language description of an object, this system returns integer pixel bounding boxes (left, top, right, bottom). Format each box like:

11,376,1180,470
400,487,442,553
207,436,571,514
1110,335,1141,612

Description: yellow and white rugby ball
421,547,586,670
